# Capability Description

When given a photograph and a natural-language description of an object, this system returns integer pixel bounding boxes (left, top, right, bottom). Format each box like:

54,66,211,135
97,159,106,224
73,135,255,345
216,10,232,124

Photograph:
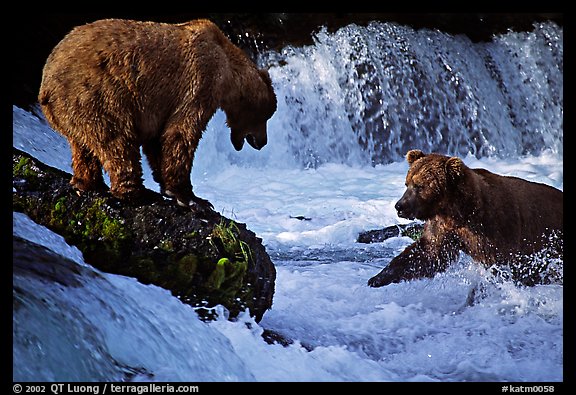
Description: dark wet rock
13,148,276,322
261,328,314,352
357,222,423,243
13,236,101,288
289,215,312,221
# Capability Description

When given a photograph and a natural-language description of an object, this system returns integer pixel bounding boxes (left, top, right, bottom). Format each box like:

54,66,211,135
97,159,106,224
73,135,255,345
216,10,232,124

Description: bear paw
70,177,109,194
113,188,163,206
367,267,402,287
163,189,214,212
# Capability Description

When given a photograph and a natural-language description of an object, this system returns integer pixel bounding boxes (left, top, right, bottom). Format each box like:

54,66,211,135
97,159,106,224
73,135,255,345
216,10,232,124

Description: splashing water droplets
251,22,562,169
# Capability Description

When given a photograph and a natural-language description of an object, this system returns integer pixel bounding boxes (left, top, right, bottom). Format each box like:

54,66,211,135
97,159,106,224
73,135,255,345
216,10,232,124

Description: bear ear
445,157,465,180
406,149,426,165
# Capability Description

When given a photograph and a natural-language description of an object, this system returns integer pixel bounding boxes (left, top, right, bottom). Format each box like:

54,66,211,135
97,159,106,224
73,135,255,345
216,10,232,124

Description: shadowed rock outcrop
13,148,276,322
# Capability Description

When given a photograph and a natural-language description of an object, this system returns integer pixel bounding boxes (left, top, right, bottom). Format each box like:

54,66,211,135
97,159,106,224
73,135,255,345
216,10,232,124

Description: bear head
395,149,465,220
227,69,277,151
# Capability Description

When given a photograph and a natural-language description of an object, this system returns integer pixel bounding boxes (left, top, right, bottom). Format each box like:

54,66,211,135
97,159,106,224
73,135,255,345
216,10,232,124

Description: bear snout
395,198,415,220
246,133,267,150
246,123,268,150
231,125,268,151
231,132,245,151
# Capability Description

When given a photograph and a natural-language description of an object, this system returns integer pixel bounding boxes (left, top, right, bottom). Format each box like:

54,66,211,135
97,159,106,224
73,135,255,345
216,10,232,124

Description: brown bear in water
39,18,277,209
368,150,563,287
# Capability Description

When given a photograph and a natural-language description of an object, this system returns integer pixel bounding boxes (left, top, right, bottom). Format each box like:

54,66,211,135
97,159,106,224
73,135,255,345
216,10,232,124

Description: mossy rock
12,148,276,322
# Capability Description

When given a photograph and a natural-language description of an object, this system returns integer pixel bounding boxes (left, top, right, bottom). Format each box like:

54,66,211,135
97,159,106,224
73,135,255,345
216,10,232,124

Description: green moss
177,254,198,278
74,198,128,242
49,197,69,229
183,231,199,239
203,220,252,313
12,195,35,215
210,220,253,264
401,224,423,241
126,257,158,282
206,258,228,290
101,216,125,239
48,197,132,268
158,239,174,252
13,156,38,179
131,254,201,294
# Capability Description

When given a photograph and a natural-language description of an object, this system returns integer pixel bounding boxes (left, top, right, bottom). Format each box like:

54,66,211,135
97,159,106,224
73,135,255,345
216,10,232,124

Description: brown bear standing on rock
39,18,277,209
368,150,563,287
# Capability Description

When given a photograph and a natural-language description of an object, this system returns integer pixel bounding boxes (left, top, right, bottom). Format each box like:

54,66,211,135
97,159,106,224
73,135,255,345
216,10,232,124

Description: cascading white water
13,213,256,382
195,21,562,171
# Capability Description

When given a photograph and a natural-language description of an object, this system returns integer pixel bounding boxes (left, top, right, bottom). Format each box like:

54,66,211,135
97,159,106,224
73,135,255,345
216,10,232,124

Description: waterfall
196,21,562,171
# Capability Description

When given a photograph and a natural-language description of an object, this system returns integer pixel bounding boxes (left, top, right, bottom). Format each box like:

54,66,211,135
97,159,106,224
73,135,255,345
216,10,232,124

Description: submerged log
12,148,276,322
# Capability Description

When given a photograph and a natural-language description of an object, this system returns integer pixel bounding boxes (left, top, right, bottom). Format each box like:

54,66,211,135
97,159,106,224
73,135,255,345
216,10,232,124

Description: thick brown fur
368,150,563,287
39,18,277,207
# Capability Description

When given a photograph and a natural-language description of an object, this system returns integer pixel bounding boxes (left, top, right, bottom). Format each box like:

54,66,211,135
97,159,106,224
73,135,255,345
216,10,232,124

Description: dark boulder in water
357,222,423,243
12,148,276,322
